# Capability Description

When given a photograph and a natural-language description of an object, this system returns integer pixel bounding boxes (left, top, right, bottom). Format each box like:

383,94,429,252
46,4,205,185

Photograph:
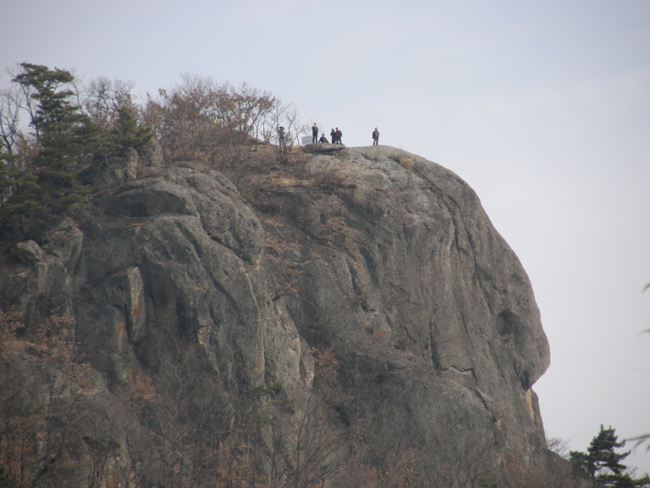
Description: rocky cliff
0,144,565,486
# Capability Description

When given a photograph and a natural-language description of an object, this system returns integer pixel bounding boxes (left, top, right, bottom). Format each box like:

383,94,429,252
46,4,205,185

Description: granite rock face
0,147,555,485
246,146,550,459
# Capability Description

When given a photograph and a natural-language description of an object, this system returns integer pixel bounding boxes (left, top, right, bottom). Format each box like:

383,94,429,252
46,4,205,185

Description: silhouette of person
335,127,342,145
319,134,329,143
330,128,337,144
372,127,380,145
312,123,319,143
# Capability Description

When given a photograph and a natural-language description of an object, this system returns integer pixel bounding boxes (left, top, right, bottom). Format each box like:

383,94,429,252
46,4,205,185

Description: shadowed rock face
0,147,552,484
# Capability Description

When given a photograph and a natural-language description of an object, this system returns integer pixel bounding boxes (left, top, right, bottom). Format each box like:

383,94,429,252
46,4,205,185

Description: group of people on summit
311,124,343,145
311,123,380,146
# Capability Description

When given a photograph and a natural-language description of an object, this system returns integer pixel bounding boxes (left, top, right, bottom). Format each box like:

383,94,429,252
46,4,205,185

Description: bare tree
547,435,570,459
7,66,38,140
81,77,136,130
0,85,23,156
141,75,225,166
210,81,276,163
260,102,307,164
141,75,281,173
281,394,343,488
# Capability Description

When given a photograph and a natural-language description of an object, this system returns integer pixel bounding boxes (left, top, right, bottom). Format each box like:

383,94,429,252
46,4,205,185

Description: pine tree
1,64,154,231
1,63,90,227
570,425,650,487
110,106,152,157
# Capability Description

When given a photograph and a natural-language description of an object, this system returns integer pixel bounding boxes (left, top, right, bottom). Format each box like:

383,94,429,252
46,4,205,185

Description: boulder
302,142,346,154
13,240,44,265
0,147,558,486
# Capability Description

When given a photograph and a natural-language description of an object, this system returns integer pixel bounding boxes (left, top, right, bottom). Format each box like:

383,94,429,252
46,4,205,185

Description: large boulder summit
0,147,559,486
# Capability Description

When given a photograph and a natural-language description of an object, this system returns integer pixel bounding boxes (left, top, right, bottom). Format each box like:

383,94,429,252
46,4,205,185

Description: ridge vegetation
1,64,302,238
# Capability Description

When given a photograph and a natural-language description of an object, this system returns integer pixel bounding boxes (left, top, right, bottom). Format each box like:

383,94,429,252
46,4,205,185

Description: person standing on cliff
312,123,319,143
335,127,342,145
372,127,380,145
330,128,337,144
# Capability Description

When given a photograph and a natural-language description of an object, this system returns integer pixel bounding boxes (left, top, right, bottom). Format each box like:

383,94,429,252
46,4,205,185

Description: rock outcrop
0,146,560,486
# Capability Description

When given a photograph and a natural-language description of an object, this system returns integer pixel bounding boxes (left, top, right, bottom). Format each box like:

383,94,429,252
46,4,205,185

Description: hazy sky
2,0,649,473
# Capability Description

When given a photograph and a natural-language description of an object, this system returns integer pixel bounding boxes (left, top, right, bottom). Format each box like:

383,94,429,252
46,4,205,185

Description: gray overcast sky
2,0,649,472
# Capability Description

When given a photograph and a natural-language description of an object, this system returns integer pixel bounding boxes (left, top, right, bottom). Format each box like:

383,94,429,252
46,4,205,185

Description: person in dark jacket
330,128,337,144
335,127,342,145
312,123,319,143
372,127,380,145
319,133,329,143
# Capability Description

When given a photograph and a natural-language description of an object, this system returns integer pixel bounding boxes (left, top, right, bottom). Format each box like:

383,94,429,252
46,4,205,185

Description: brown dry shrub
312,347,339,385
0,307,22,355
372,329,388,340
399,155,414,171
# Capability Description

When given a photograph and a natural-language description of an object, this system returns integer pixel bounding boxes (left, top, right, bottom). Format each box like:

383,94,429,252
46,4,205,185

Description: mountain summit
0,144,566,486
